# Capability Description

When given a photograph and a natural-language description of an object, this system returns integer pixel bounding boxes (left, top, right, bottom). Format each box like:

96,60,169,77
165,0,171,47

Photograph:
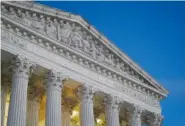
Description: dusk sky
36,1,185,125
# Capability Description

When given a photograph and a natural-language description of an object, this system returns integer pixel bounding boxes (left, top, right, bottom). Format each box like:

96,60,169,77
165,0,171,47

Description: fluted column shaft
46,86,61,126
45,70,66,126
78,85,95,126
61,97,77,126
62,105,71,126
27,101,40,126
105,95,120,126
27,86,44,126
7,55,35,126
128,106,143,126
1,85,8,126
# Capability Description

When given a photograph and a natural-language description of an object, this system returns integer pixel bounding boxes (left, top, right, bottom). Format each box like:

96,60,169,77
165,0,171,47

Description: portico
1,1,168,126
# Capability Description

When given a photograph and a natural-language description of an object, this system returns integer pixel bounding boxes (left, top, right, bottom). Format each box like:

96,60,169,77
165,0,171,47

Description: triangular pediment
1,1,168,97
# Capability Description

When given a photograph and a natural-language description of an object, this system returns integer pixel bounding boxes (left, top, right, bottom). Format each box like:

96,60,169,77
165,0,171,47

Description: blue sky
36,1,185,125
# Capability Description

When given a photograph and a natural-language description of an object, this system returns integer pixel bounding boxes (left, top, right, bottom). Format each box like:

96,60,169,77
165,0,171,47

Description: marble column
1,75,11,126
104,95,120,126
7,55,36,126
27,85,44,126
45,70,66,126
78,85,95,126
61,98,77,126
128,105,143,126
62,105,71,126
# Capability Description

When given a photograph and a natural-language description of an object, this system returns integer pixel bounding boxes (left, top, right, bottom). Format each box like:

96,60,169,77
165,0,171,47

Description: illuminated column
1,75,10,126
27,86,44,126
128,105,143,126
62,105,71,126
62,98,77,126
78,85,95,126
7,55,36,126
104,95,120,126
45,70,66,126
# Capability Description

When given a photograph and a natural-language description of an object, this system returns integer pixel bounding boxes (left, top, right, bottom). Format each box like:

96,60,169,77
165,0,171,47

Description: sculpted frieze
31,14,46,33
59,21,73,43
118,81,160,108
1,4,152,87
1,27,27,48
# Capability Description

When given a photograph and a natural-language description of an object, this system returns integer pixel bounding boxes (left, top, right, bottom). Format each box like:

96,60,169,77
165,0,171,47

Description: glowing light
96,119,102,124
71,111,79,118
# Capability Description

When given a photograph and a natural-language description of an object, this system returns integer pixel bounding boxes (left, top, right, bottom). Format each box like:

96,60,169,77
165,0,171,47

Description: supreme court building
1,1,168,126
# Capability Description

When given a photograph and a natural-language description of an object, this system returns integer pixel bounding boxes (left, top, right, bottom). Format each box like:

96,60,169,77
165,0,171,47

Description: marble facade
1,1,168,126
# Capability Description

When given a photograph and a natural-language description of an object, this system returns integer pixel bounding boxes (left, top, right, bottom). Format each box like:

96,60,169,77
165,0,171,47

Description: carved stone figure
115,59,121,69
1,29,9,40
90,42,97,59
104,50,114,66
24,11,32,26
31,14,45,33
59,21,72,44
16,9,27,23
96,45,105,62
70,26,83,49
1,5,8,13
10,34,26,48
17,9,23,18
8,7,17,19
45,17,57,39
120,63,126,72
82,35,91,55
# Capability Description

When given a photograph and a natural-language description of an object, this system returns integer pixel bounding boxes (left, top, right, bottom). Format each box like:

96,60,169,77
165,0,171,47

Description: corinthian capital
9,55,36,78
152,113,163,126
127,105,144,126
104,95,120,111
44,70,67,89
132,105,144,118
77,85,95,102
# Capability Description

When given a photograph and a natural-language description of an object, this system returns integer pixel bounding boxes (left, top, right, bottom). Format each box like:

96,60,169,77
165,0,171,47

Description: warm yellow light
96,119,102,124
71,110,79,118
4,94,10,126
